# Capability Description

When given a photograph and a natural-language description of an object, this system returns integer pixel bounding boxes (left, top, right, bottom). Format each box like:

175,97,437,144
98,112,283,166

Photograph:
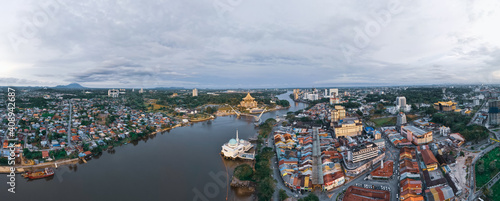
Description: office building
348,142,379,163
108,89,119,98
397,112,407,127
329,88,338,98
333,117,363,137
192,88,198,97
489,100,500,125
401,125,432,145
331,105,346,122
293,89,301,100
396,96,406,109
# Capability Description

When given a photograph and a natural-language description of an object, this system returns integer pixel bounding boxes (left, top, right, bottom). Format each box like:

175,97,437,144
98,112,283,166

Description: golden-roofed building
433,101,457,112
240,93,258,108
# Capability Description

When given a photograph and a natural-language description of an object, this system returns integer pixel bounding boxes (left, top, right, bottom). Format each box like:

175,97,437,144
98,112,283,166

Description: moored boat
23,168,55,180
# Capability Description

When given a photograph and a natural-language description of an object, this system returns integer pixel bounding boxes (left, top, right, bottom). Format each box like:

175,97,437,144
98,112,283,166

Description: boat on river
23,168,54,180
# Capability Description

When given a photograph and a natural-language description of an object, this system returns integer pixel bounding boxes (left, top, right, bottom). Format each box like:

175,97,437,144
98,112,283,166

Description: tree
411,104,418,111
282,121,288,127
424,107,437,115
234,164,253,181
257,177,275,201
490,161,497,171
277,100,290,107
0,157,9,165
298,193,320,201
478,164,485,174
279,189,289,201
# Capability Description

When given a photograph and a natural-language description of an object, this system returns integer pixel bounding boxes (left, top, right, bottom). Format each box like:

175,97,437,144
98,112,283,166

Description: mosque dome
229,139,237,146
240,139,245,144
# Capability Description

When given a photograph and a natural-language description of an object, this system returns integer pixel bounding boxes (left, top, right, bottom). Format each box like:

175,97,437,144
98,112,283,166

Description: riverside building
221,130,254,160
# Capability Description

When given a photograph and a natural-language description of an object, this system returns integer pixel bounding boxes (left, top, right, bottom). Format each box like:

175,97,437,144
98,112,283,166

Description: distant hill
151,87,186,90
54,83,86,89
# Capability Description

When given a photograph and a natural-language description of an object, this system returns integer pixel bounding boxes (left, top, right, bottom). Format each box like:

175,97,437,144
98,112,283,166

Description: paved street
269,126,401,201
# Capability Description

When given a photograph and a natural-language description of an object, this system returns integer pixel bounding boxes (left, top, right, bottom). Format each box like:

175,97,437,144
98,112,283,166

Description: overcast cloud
1,0,500,88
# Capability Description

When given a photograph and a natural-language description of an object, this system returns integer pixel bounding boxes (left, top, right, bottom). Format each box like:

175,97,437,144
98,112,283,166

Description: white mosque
221,130,254,160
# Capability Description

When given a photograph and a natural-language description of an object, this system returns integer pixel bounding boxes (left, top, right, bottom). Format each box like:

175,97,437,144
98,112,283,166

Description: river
1,91,306,201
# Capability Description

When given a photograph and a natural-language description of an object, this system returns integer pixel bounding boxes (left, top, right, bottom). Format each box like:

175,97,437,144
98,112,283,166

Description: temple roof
243,93,255,101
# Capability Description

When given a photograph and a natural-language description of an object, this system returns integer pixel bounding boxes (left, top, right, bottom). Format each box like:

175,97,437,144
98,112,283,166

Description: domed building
221,130,254,159
239,93,258,108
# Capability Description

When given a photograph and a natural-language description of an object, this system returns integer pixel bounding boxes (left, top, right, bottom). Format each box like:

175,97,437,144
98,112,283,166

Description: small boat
23,168,54,180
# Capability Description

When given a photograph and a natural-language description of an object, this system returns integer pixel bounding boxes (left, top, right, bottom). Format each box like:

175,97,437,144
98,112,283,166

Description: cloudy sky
1,0,500,88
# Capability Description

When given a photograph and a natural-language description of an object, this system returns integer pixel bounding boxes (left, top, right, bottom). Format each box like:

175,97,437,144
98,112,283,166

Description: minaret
381,159,384,169
236,130,239,144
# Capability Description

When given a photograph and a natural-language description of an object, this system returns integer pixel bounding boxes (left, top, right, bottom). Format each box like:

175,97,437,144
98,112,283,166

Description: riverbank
0,158,80,173
190,116,215,122
149,124,183,135
216,106,291,117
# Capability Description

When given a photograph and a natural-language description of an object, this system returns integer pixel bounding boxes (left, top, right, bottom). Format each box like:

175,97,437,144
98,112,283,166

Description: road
270,127,401,201
67,101,72,146
467,100,487,126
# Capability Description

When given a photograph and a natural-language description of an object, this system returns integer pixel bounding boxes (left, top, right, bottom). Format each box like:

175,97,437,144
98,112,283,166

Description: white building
396,96,407,108
221,130,254,159
439,126,450,136
306,93,319,101
473,99,480,106
192,88,198,97
330,88,339,98
108,89,119,98
393,96,411,113
397,112,407,126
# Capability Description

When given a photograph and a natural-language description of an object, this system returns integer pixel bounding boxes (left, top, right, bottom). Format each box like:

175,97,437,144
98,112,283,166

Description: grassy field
371,117,396,127
406,114,419,122
145,99,169,111
475,147,500,188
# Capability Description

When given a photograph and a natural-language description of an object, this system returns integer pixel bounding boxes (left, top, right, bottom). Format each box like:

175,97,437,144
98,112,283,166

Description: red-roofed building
42,151,49,159
370,160,393,179
72,135,81,142
343,186,390,201
421,148,438,171
324,171,345,191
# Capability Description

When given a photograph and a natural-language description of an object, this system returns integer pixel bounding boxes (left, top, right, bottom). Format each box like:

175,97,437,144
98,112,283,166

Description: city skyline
1,1,500,88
